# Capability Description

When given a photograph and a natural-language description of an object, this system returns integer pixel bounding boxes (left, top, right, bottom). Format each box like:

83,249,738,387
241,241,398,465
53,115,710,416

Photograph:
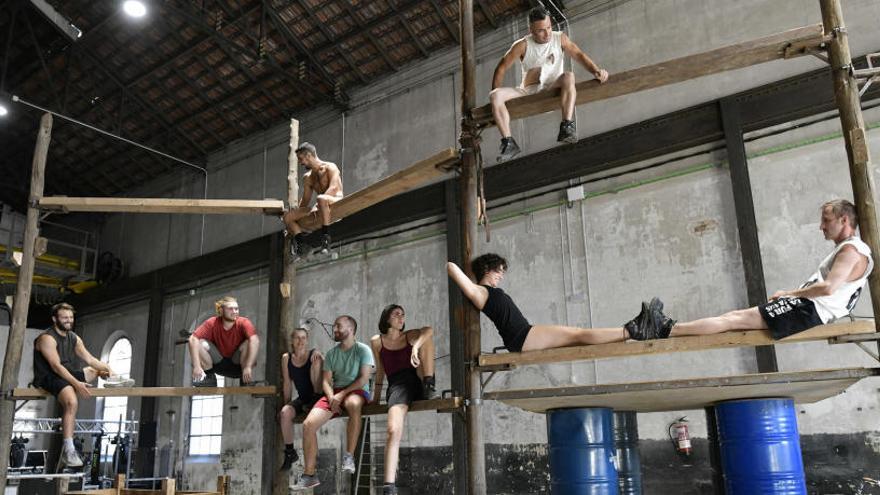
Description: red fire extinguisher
668,416,692,457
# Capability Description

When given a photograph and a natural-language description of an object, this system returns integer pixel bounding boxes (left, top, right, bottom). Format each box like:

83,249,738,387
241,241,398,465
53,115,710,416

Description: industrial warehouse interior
1,0,880,493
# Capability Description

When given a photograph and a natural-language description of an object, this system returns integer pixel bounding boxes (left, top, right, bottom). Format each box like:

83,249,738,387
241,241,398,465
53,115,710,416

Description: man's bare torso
305,162,343,197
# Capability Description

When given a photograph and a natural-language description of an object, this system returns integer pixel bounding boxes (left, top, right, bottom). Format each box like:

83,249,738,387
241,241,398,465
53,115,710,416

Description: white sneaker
341,452,356,474
104,375,135,388
61,448,83,468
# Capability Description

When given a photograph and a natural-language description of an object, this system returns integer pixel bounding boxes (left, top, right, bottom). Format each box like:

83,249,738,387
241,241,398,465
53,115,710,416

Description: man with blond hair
188,296,261,386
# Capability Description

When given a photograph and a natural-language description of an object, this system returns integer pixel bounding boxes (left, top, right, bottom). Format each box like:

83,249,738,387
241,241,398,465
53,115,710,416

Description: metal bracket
806,48,830,65
831,26,847,37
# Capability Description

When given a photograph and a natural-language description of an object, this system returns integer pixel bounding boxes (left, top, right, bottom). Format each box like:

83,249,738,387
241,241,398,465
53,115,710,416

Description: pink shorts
314,388,370,418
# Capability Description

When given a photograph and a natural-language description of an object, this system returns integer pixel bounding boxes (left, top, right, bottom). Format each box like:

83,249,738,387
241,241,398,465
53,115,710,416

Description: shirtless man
281,142,343,256
489,6,609,162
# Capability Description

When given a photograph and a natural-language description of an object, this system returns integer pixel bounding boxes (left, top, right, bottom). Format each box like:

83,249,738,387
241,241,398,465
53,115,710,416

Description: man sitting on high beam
489,6,609,162
282,142,344,258
33,302,132,469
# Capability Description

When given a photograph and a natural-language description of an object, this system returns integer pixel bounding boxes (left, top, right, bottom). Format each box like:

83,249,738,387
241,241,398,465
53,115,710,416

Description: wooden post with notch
271,119,300,494
819,0,880,334
0,113,52,493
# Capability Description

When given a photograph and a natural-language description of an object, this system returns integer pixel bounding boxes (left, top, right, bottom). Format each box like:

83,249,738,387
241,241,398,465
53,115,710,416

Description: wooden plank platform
292,397,462,423
483,368,878,413
478,320,874,368
470,24,827,127
38,197,286,215
11,385,276,399
297,148,459,231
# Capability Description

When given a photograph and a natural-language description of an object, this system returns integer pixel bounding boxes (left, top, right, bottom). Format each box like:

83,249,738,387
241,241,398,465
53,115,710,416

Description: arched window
100,337,132,460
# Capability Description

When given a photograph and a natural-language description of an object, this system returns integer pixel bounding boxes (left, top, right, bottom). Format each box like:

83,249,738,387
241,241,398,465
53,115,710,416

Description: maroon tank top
379,336,415,377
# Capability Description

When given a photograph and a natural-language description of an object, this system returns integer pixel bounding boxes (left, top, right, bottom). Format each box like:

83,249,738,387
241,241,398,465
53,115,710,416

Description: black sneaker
557,120,577,144
192,372,217,387
422,376,437,400
624,297,666,340
281,449,299,471
497,137,521,163
383,483,398,494
320,233,331,253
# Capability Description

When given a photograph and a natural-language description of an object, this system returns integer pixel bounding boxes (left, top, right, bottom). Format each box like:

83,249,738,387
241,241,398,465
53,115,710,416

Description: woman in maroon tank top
369,304,436,495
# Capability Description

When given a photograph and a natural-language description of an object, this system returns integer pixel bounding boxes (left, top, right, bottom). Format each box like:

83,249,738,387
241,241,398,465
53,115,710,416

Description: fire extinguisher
668,416,692,457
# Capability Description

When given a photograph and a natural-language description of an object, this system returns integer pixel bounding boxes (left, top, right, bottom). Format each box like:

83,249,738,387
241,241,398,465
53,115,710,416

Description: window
99,337,132,460
188,375,224,456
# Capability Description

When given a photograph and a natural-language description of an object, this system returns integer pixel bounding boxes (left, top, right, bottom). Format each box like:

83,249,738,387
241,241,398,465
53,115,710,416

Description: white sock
63,438,75,452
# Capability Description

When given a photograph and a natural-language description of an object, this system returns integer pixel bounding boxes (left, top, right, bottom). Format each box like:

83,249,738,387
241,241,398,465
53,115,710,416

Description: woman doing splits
447,253,673,352
369,305,436,494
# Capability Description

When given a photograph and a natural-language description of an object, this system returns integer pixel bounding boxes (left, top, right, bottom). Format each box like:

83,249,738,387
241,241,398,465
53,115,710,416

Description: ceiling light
123,1,147,18
0,105,8,117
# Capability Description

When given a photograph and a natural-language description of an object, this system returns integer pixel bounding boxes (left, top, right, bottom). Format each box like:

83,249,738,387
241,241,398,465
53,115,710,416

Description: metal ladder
351,416,387,495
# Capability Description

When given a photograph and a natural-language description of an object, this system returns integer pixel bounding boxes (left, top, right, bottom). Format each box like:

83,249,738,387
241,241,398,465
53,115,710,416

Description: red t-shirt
193,316,257,358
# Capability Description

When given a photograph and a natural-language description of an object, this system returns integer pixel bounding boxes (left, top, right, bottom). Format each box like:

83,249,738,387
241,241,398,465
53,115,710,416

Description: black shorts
758,297,824,340
500,325,532,353
210,357,242,378
35,369,85,396
386,368,424,407
291,395,319,415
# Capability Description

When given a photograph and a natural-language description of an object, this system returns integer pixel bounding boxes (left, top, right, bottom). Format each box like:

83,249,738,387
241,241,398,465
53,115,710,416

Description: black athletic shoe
423,376,437,400
291,234,308,257
557,120,577,144
281,449,299,471
192,372,217,387
624,297,666,340
320,233,331,252
383,483,398,495
497,137,521,163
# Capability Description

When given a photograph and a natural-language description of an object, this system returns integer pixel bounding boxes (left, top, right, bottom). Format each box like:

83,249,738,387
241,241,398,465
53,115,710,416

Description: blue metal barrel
613,411,642,495
547,408,618,495
715,398,806,494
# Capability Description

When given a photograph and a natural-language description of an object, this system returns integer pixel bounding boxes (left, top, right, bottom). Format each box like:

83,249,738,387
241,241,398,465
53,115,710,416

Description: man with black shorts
278,328,324,471
188,296,260,386
646,199,872,340
33,303,121,469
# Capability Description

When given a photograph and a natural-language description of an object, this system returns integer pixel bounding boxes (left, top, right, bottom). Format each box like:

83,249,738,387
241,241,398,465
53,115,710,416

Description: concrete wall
41,0,880,493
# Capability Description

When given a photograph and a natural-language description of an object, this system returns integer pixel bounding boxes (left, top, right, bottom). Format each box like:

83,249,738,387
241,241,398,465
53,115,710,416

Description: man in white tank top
489,7,609,162
628,199,873,340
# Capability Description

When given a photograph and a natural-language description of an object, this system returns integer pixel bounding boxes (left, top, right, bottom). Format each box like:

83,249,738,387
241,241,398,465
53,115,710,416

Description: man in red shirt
187,296,261,386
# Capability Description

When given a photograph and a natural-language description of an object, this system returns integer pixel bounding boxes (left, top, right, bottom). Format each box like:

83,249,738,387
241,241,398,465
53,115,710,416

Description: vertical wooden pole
270,119,300,495
819,0,880,333
217,474,230,495
458,0,486,493
0,113,52,493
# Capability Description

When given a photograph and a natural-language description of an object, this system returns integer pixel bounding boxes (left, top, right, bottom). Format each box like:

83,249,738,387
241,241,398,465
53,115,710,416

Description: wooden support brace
470,24,828,127
10,385,277,399
38,197,286,215
478,320,874,367
297,148,459,231
484,367,878,413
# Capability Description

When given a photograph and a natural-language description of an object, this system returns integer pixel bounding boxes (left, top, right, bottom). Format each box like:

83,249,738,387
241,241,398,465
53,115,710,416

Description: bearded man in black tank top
32,303,119,469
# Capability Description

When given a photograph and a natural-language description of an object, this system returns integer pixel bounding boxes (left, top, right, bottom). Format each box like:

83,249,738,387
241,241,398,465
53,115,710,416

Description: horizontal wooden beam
298,148,459,231
293,397,462,423
484,367,877,413
38,197,286,215
11,385,276,399
471,24,828,127
479,320,874,367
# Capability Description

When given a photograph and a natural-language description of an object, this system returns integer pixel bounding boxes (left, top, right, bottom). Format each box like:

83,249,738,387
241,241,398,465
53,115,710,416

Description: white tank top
520,31,564,90
801,237,873,322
